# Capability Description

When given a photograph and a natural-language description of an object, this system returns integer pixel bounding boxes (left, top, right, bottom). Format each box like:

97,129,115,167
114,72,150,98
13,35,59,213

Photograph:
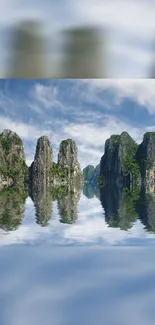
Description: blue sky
1,79,155,169
0,0,155,77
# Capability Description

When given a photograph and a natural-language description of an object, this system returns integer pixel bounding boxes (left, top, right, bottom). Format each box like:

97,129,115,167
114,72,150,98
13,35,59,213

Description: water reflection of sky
0,245,155,325
1,194,155,246
1,193,155,325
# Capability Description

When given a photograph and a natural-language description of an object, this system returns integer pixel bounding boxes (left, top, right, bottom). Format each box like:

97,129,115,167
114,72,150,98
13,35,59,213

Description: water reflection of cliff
83,182,100,199
136,187,155,233
29,187,53,227
0,187,28,231
83,183,141,231
100,186,140,231
30,184,82,226
57,185,82,224
99,184,155,233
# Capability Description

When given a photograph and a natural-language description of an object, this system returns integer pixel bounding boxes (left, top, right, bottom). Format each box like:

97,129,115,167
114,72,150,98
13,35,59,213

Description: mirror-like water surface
1,183,155,246
1,184,155,325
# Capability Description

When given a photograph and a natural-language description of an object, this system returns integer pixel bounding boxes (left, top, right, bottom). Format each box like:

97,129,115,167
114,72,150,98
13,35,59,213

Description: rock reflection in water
29,187,53,227
136,187,155,233
83,182,100,199
0,187,28,231
100,185,140,231
57,185,82,224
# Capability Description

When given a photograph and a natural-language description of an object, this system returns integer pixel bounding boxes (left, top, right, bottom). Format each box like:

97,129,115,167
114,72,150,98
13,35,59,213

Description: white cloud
0,116,41,140
64,118,143,147
82,79,155,114
33,83,63,109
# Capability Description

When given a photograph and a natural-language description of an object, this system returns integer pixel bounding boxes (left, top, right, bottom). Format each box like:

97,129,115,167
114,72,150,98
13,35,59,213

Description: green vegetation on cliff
122,139,140,178
100,131,141,186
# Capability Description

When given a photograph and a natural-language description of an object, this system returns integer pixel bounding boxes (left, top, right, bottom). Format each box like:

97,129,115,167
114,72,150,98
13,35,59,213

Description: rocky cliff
51,139,83,186
100,132,140,188
0,129,28,190
29,135,53,193
136,132,155,188
29,136,83,191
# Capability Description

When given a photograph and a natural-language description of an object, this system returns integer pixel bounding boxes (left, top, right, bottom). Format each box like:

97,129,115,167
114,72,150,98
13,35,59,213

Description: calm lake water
1,183,155,325
0,183,155,246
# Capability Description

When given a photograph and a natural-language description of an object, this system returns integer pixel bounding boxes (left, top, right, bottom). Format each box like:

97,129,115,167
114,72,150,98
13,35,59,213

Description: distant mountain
83,164,100,184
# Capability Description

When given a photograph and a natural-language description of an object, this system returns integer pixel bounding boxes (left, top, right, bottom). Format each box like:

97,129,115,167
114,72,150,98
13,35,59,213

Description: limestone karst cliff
29,135,53,192
50,139,83,186
0,129,28,190
29,136,83,191
136,132,155,188
100,131,140,188
2,128,155,192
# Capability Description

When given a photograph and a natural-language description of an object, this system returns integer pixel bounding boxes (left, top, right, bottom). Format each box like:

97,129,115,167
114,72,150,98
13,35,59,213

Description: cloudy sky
1,79,155,169
1,0,155,77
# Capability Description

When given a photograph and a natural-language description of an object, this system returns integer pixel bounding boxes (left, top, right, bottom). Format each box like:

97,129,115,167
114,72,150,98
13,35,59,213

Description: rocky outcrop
0,129,28,190
136,132,155,188
83,164,100,183
29,137,83,191
100,132,140,188
51,139,83,186
29,136,53,192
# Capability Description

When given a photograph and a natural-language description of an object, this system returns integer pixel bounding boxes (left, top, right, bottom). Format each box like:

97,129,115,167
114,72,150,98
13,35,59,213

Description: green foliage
122,140,140,178
0,187,27,231
0,137,12,155
50,162,69,179
109,135,120,152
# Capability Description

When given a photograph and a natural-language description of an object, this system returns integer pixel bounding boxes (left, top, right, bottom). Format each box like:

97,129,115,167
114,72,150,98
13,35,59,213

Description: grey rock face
0,129,28,190
100,132,140,187
29,136,53,192
136,132,155,188
57,139,83,185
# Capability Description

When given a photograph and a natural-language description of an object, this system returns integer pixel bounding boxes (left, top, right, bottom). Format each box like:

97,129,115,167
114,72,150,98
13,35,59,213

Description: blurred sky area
1,0,155,78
